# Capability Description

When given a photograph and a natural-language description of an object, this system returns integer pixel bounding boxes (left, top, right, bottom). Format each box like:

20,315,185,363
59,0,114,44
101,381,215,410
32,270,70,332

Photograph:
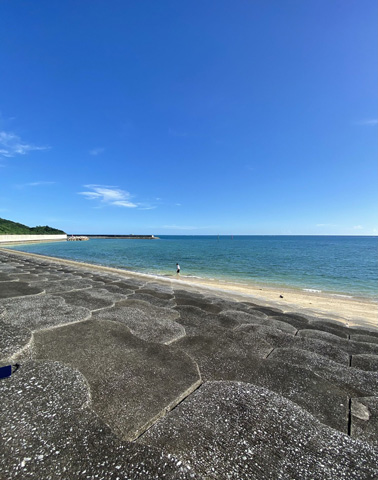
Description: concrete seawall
0,234,67,244
1,247,378,479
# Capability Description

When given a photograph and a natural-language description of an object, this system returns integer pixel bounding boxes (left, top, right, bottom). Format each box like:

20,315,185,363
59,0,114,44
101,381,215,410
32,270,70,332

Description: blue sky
0,0,377,235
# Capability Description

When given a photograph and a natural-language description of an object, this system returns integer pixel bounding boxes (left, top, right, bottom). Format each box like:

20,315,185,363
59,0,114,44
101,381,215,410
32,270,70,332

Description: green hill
0,217,66,235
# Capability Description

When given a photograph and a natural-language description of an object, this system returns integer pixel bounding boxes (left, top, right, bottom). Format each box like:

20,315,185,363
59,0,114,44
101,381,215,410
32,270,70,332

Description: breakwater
71,234,159,239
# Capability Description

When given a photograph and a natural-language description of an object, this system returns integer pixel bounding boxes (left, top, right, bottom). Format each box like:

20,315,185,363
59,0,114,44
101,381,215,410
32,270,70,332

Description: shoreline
2,247,377,330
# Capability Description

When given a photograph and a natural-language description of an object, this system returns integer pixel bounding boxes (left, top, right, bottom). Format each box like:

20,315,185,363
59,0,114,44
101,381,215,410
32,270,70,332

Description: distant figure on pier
176,263,180,275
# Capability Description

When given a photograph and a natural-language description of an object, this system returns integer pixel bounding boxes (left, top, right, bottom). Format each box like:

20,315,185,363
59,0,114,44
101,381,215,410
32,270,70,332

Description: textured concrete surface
31,278,94,294
270,348,378,397
52,287,127,311
139,382,378,480
0,281,44,299
220,309,298,334
0,361,196,479
351,397,378,448
0,294,91,335
31,319,201,440
236,323,351,364
93,299,185,344
352,354,378,372
1,248,378,479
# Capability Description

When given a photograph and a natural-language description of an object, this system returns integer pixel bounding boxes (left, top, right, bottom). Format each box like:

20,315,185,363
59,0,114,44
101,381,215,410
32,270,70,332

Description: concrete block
270,347,378,397
0,281,44,299
53,288,127,311
220,310,297,334
32,319,201,440
139,382,378,479
351,397,378,448
0,361,195,479
351,355,378,372
93,299,185,344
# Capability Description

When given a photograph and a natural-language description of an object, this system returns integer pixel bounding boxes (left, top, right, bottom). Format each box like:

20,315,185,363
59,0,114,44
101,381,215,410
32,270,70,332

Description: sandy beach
173,275,378,330
3,247,377,330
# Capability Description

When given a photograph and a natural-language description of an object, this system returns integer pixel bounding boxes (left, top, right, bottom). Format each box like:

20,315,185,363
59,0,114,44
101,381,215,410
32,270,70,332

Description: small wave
303,289,322,293
332,294,353,299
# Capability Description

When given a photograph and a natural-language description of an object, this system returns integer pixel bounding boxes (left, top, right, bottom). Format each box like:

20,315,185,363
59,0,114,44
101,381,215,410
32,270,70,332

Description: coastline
2,245,378,479
2,247,377,330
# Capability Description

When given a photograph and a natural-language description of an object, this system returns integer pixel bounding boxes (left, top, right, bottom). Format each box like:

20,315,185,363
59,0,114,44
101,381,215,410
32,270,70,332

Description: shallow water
8,235,378,299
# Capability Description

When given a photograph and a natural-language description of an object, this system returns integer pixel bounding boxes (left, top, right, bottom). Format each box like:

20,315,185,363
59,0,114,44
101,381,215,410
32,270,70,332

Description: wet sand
3,247,377,330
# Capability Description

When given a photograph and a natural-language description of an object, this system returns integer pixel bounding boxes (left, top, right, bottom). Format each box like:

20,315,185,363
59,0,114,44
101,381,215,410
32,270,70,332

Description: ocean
7,235,378,300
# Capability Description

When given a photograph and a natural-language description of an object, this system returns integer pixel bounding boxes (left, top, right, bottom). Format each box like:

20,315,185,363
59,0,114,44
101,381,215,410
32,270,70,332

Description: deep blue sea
8,236,378,299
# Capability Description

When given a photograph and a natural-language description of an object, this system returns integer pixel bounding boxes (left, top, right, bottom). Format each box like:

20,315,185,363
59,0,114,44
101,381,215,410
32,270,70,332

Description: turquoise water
7,236,378,299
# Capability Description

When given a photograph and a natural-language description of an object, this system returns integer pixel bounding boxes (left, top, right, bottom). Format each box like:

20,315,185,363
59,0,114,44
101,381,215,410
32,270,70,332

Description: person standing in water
176,263,180,274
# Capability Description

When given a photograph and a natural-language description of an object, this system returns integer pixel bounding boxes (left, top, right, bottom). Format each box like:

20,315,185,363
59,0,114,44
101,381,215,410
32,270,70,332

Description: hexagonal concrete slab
31,278,94,294
0,281,44,299
0,295,91,333
0,361,196,479
53,288,127,311
93,299,185,344
269,347,378,397
31,319,201,440
139,382,378,479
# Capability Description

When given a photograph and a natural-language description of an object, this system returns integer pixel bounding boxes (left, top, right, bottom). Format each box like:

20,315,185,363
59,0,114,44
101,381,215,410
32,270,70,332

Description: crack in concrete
348,397,352,436
265,348,275,359
135,379,204,442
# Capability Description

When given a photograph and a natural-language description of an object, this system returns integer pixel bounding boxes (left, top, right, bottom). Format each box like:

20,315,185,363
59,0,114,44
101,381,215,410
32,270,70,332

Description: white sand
3,248,377,330
173,274,378,329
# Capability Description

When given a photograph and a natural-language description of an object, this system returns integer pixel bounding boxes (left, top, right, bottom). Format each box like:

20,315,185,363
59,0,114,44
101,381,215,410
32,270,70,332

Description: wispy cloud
25,181,56,187
316,223,338,227
14,181,56,189
78,185,138,208
0,131,50,158
138,204,157,210
89,147,105,156
355,119,378,126
353,225,363,230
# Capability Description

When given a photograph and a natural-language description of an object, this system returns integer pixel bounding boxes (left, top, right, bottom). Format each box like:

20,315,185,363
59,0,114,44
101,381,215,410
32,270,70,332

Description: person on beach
176,263,180,274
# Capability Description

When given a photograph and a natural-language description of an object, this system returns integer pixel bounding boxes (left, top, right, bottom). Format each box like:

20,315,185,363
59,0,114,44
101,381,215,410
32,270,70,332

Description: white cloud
316,223,338,227
355,119,378,126
0,131,49,157
89,147,105,156
353,225,363,230
138,204,157,210
25,181,56,187
78,185,138,208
